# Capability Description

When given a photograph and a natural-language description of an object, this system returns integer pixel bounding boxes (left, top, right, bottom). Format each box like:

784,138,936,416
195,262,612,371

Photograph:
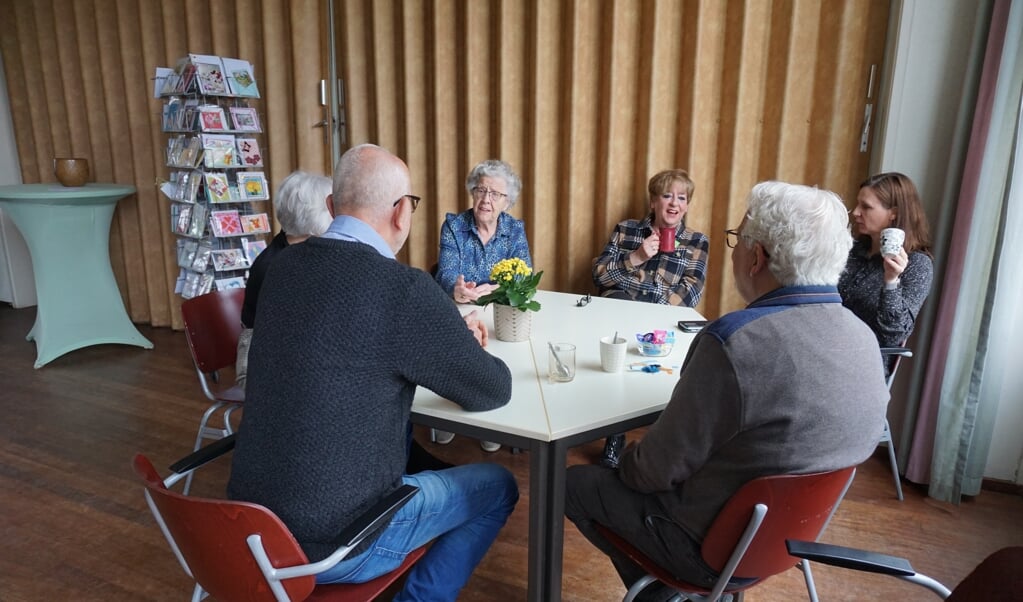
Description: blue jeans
316,463,518,601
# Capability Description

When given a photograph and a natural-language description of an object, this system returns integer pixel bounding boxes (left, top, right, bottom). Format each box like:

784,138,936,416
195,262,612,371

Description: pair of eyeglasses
724,229,741,249
471,187,508,202
393,194,422,213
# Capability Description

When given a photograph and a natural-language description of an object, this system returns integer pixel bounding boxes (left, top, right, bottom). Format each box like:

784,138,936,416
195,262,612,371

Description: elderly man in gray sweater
565,181,890,600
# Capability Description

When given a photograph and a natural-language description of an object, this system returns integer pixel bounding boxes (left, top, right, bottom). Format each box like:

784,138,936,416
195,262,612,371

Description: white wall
876,0,1021,483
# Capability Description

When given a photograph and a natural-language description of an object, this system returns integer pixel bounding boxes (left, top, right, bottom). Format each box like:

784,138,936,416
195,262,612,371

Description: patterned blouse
592,214,709,307
435,209,533,295
838,239,933,348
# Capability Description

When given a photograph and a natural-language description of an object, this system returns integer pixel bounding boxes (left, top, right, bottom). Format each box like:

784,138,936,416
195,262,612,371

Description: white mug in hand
880,228,905,257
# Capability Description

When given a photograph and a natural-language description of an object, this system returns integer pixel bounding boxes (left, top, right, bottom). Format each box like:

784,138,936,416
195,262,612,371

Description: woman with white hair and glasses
435,159,533,304
433,159,533,452
236,170,333,389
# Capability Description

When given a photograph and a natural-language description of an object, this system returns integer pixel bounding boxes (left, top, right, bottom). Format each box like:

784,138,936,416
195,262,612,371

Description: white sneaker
480,440,501,452
433,429,455,445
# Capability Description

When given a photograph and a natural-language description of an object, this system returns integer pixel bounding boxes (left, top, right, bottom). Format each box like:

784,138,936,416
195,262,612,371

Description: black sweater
228,237,512,561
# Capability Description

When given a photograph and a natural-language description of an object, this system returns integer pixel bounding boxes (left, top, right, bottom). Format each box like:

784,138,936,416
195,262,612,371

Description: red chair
181,288,246,451
134,435,427,602
594,466,856,602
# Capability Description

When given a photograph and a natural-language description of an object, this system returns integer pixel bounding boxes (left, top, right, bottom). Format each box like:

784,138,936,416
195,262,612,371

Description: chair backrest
880,346,913,390
181,288,246,374
133,453,316,602
702,466,856,580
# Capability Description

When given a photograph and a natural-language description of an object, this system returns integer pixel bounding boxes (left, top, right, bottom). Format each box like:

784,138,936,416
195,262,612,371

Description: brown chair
786,540,1023,600
134,435,428,602
594,466,857,602
181,288,246,451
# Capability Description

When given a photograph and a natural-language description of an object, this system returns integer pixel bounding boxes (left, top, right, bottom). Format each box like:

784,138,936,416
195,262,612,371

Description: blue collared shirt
434,209,532,294
321,215,395,259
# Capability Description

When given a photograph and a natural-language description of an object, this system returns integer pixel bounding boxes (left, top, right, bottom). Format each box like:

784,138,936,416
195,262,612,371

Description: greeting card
204,173,232,203
236,137,263,166
171,204,192,235
215,276,247,291
192,56,229,95
241,212,271,234
190,241,214,272
211,248,250,271
187,204,208,238
177,239,198,268
241,238,268,263
229,107,260,132
198,106,227,131
222,57,260,97
210,210,243,237
203,146,237,168
237,172,269,201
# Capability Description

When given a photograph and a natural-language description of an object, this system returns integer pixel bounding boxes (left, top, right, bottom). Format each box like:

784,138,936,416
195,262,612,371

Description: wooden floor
1,302,1021,602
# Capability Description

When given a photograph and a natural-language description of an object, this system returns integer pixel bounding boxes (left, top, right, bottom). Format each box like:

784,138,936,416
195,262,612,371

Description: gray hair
465,159,522,208
273,171,333,236
742,181,852,286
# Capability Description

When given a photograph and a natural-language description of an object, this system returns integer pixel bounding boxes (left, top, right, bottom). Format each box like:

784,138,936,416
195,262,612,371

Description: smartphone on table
677,320,708,333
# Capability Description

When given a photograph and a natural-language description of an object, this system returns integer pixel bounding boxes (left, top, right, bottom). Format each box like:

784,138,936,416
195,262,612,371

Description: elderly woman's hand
463,310,489,347
454,274,499,304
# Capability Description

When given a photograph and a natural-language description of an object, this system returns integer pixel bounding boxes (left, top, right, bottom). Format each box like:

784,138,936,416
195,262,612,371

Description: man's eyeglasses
724,229,741,249
471,187,508,202
393,194,421,213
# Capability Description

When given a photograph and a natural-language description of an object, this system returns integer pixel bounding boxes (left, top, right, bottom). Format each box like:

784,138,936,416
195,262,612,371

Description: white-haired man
565,181,890,600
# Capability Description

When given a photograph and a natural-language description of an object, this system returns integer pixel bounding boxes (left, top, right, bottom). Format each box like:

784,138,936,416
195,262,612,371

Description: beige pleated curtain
335,0,889,319
0,0,328,329
1,0,889,330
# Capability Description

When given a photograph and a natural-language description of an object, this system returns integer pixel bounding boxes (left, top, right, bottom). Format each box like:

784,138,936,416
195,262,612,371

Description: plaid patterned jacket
592,215,709,307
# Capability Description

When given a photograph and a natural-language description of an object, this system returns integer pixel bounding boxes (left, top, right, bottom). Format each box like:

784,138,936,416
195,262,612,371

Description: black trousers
564,464,721,596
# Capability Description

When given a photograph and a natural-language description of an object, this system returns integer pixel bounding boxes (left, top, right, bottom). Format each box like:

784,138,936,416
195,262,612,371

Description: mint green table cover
0,183,153,368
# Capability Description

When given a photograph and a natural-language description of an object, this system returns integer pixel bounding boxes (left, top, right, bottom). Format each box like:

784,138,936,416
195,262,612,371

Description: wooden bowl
54,158,90,187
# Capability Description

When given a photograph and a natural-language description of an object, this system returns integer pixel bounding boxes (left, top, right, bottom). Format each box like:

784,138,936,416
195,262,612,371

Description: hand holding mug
883,248,908,284
632,232,660,265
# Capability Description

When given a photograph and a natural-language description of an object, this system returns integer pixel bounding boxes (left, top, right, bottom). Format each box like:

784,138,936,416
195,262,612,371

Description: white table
412,290,704,601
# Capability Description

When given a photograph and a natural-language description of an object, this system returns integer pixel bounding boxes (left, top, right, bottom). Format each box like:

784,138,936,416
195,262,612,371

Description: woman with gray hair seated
236,170,333,389
433,159,534,452
435,159,533,304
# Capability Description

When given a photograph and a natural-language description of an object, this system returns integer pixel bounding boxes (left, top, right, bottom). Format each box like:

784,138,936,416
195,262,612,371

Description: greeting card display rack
158,53,271,299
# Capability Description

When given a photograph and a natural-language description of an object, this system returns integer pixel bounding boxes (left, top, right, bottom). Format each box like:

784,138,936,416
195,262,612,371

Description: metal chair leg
800,559,819,602
884,421,904,501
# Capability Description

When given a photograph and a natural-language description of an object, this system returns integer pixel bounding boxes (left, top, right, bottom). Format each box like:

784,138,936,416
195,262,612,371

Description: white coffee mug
880,227,905,257
599,336,628,373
